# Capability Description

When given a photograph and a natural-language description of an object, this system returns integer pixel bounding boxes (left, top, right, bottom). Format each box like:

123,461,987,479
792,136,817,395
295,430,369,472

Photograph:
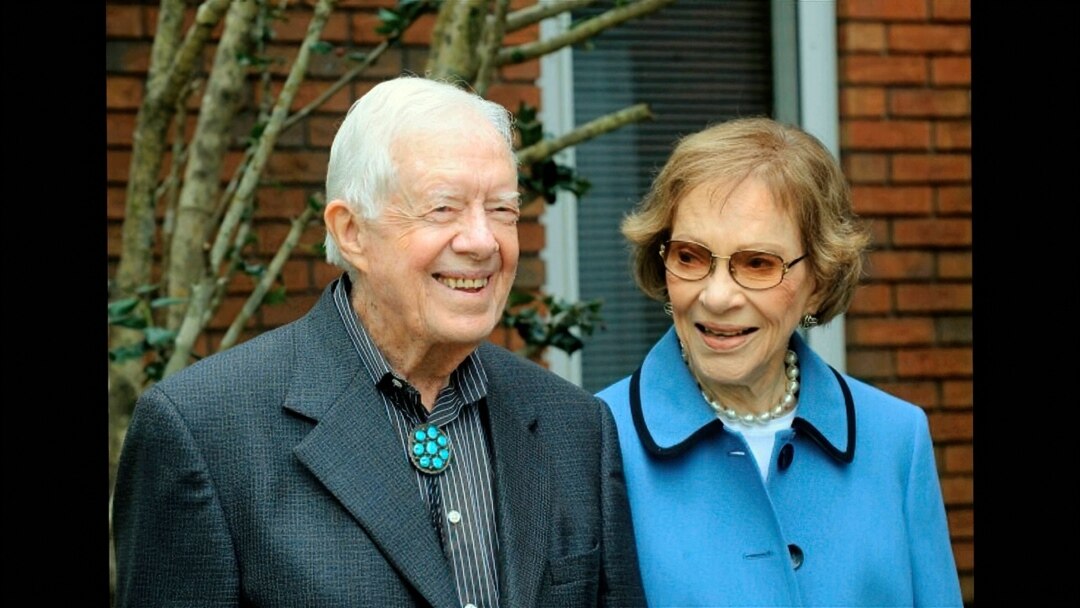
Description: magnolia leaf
150,296,187,309
264,286,287,305
145,327,177,347
109,343,147,363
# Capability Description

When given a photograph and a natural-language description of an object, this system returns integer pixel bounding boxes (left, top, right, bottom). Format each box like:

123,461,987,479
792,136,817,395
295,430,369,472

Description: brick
944,445,972,472
947,508,974,538
255,188,307,219
106,4,145,38
486,83,541,114
401,12,437,45
849,284,893,314
935,316,972,343
843,56,927,85
932,0,971,21
866,251,934,279
852,186,932,215
892,154,970,182
936,186,971,214
107,113,137,147
867,219,890,247
842,153,889,182
208,296,251,331
942,380,973,407
840,23,886,52
841,87,886,117
846,348,895,379
939,473,973,502
283,80,355,113
848,317,935,346
874,381,938,407
107,76,145,110
888,25,970,53
894,218,971,246
934,121,971,150
351,12,388,46
308,115,344,147
107,151,133,184
279,259,313,291
274,10,350,42
107,187,127,220
959,575,974,603
890,90,969,117
499,58,540,82
264,151,331,184
314,259,342,287
337,0,396,7
896,284,972,312
503,22,540,46
952,540,973,570
515,256,545,289
517,220,545,252
105,40,152,74
937,252,971,279
897,347,972,377
843,120,930,150
931,57,970,85
839,0,928,19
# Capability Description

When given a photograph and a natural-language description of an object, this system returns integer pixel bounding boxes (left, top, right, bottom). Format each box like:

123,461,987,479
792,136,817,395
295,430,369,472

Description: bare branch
426,0,488,82
515,103,653,166
166,0,260,330
209,0,338,271
159,79,199,296
473,0,512,96
282,39,391,132
497,0,675,66
505,0,595,32
219,204,320,351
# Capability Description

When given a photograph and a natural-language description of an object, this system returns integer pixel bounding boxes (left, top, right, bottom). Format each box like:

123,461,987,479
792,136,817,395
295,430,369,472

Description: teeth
440,277,488,290
701,326,747,337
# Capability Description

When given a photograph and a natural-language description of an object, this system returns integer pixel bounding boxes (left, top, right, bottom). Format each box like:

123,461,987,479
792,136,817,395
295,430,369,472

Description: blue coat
597,328,962,607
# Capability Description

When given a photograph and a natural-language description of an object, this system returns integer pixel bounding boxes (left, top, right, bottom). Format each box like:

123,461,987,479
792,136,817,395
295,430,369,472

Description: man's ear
324,199,368,272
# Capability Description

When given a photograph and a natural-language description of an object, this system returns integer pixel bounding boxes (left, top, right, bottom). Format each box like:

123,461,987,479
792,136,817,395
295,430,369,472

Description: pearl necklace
699,349,801,425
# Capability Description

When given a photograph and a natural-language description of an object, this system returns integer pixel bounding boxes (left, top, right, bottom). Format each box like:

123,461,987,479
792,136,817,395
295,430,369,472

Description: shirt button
788,543,804,570
464,604,477,608
391,378,402,388
778,443,795,471
447,509,462,525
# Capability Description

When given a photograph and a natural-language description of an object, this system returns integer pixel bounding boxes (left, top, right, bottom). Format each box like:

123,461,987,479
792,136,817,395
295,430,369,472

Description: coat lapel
480,347,552,607
284,286,458,607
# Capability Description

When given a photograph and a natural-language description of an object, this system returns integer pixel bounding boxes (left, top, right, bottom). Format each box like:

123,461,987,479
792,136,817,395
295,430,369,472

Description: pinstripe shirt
333,275,501,608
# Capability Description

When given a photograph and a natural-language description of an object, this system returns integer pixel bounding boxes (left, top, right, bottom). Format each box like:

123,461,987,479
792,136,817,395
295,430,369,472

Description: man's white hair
323,75,516,272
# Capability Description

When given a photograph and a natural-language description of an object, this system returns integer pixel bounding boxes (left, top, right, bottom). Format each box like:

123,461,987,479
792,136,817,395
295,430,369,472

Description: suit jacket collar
632,327,855,463
284,282,459,607
281,282,554,606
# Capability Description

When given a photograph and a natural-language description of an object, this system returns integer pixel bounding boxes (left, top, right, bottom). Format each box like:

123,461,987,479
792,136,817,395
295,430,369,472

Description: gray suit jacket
113,284,646,607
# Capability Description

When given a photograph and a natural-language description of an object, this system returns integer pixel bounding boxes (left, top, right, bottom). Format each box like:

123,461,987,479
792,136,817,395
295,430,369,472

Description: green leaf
144,327,177,347
135,284,160,296
346,51,368,63
375,8,402,34
150,296,187,309
307,195,325,212
111,315,148,330
144,361,166,382
310,41,333,55
108,297,140,319
506,290,536,307
109,343,147,363
264,286,287,305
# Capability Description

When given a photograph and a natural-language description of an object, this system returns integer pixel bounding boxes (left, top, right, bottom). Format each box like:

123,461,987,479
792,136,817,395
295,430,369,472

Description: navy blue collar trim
630,362,857,464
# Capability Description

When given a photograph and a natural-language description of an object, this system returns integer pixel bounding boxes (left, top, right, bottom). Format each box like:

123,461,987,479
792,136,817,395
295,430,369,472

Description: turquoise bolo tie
409,423,452,474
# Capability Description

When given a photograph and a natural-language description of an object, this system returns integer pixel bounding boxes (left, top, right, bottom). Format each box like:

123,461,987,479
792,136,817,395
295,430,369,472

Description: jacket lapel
284,286,458,607
480,346,551,607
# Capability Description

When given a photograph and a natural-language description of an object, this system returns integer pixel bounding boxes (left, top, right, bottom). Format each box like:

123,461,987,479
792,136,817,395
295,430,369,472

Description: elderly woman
597,117,962,607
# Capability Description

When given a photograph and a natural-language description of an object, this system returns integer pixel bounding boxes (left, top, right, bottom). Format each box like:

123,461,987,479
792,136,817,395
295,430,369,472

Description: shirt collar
632,327,855,463
330,274,489,405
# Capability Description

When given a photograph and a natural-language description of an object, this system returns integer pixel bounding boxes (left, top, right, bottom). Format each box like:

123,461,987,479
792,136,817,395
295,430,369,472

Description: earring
663,301,673,316
800,313,819,329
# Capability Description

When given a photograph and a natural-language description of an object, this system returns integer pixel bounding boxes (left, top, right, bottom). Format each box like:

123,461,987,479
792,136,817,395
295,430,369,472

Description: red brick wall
106,0,539,354
838,0,973,602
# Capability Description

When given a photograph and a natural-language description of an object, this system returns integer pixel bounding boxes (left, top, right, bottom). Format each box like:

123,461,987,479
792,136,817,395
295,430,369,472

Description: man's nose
453,204,499,259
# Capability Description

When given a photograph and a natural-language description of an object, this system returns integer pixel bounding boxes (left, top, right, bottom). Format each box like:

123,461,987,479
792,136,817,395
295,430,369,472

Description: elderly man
113,76,646,607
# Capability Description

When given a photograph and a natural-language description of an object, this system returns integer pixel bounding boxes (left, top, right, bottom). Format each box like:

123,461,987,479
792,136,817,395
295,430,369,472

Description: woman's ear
323,200,368,272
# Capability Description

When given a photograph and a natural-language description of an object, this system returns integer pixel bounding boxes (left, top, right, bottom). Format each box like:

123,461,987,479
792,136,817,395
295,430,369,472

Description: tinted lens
731,250,784,288
664,241,713,280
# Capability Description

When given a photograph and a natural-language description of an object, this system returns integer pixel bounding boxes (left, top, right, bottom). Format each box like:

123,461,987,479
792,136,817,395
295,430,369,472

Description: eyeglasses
659,240,807,290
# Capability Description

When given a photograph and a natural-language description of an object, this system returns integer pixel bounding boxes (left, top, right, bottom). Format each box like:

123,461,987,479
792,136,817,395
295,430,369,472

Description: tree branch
209,0,337,271
504,0,595,32
425,0,487,83
473,0,512,96
497,0,675,66
515,103,653,166
219,204,320,351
